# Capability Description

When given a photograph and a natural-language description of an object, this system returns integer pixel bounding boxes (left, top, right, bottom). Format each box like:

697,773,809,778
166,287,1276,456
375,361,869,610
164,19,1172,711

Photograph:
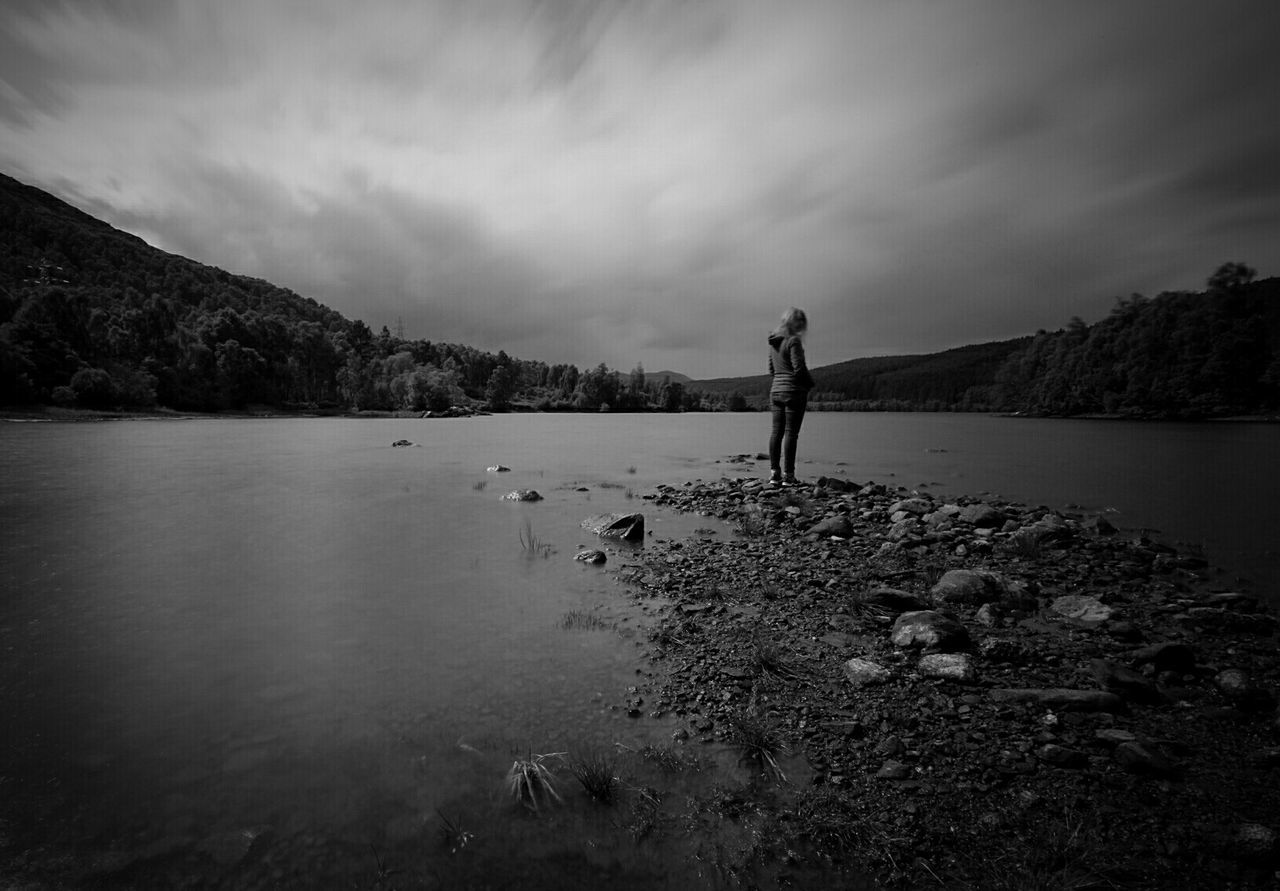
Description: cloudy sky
2,1,1278,378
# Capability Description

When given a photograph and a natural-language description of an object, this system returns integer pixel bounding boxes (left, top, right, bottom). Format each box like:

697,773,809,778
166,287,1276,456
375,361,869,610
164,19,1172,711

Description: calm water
1,413,1276,886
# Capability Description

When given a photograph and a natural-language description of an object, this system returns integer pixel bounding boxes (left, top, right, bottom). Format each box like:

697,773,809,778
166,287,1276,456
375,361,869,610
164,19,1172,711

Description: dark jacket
767,332,814,402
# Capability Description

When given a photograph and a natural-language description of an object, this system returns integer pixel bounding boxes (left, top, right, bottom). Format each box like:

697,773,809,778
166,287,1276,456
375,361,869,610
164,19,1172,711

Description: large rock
581,513,645,542
888,497,933,516
989,688,1126,713
891,610,971,652
918,653,976,683
807,515,855,539
1050,594,1114,625
1113,741,1179,776
930,569,1024,606
843,657,891,688
501,490,543,502
958,503,1005,528
1214,669,1278,714
1129,641,1196,674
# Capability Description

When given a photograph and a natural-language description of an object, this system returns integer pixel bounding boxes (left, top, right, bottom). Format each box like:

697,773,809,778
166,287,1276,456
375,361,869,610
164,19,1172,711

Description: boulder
888,497,933,516
1214,669,1278,714
843,657,891,688
1083,515,1118,536
807,515,855,539
1129,641,1196,675
501,490,543,502
958,503,1005,528
1050,594,1114,625
1113,741,1179,777
1227,823,1278,864
1037,744,1088,768
918,653,976,683
391,439,414,448
891,610,970,652
574,549,607,565
989,688,1126,713
486,464,511,472
930,569,1022,606
581,513,645,543
815,476,853,492
875,760,911,780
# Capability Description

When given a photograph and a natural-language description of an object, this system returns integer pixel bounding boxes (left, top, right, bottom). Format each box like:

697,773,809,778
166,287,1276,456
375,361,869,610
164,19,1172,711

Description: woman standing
766,307,814,485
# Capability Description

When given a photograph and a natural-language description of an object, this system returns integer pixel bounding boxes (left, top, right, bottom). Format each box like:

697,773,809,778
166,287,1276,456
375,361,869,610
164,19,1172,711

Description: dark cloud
3,0,1279,378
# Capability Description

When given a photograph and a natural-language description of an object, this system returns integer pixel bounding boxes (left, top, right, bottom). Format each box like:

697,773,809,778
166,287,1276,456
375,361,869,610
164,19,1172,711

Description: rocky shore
620,463,1280,889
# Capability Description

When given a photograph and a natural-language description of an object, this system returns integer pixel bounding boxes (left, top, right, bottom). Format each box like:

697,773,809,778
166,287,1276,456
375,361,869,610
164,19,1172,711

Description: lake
1,412,1276,887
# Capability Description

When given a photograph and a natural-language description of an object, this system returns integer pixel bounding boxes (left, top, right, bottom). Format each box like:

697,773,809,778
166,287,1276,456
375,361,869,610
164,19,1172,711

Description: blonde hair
779,307,808,336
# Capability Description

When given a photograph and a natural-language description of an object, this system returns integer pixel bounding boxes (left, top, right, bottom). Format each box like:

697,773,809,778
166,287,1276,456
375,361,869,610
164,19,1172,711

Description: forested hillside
992,265,1280,418
3,173,1275,418
0,173,694,413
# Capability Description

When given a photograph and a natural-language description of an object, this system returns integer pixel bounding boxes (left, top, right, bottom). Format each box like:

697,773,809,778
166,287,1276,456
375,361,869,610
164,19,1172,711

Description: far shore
6,404,1279,424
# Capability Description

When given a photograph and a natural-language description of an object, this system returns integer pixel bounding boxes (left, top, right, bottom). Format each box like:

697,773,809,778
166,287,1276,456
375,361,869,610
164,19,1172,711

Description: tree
1207,261,1256,294
70,366,115,408
485,364,516,411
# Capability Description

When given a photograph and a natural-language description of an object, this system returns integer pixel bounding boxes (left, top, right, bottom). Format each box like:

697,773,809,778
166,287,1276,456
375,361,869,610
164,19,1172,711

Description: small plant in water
559,609,614,631
435,810,474,854
506,751,565,813
472,479,487,491
567,749,620,804
638,743,704,772
519,518,554,558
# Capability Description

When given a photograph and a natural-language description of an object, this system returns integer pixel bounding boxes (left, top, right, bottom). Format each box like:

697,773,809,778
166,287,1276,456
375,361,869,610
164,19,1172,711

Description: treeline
992,264,1280,418
0,173,720,413
3,174,1277,418
691,265,1280,418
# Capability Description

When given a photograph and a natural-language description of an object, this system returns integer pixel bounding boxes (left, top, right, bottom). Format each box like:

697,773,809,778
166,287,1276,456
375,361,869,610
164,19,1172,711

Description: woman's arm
790,339,814,390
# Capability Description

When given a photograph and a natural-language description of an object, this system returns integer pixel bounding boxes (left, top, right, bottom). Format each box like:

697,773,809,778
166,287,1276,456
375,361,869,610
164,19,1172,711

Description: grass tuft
519,518,554,559
567,750,620,804
559,609,615,631
506,752,564,813
435,810,474,854
726,711,789,782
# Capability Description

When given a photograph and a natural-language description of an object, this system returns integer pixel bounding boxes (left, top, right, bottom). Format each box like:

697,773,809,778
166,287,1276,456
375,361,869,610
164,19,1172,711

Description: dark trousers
769,393,808,475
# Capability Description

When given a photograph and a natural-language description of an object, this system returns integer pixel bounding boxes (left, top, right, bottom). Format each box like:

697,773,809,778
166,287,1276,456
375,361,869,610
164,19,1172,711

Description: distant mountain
689,338,1030,410
644,370,691,386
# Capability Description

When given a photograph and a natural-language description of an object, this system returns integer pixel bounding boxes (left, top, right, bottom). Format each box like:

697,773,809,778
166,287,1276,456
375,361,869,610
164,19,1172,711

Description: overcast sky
3,1,1278,378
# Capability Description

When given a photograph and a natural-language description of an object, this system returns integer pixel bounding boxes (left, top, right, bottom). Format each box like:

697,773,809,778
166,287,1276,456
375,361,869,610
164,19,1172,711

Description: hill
691,338,1031,411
